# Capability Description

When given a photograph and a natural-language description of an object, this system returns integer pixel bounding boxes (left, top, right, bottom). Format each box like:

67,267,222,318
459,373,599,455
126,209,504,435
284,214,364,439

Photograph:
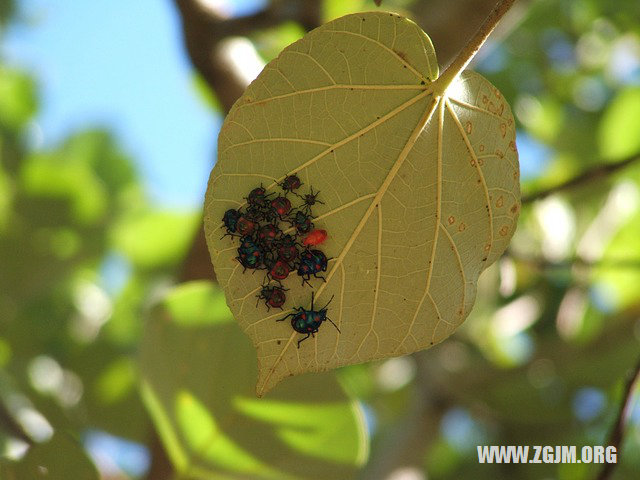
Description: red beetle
256,284,287,310
269,259,291,281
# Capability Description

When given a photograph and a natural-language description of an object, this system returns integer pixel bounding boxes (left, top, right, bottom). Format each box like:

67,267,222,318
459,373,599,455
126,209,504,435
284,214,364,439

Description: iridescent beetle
236,236,263,271
278,292,340,347
257,223,281,248
275,234,300,264
221,208,240,238
291,210,314,235
297,249,328,285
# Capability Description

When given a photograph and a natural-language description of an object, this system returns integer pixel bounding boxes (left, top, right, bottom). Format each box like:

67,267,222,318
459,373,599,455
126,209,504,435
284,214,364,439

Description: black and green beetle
278,292,340,347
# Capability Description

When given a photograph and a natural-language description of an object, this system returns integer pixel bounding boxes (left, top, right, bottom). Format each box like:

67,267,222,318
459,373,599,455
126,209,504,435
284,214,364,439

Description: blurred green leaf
62,130,139,199
20,152,108,225
593,210,640,310
599,87,640,160
139,281,368,480
253,21,305,62
0,432,99,480
521,95,565,143
192,73,222,112
0,67,37,130
112,210,198,269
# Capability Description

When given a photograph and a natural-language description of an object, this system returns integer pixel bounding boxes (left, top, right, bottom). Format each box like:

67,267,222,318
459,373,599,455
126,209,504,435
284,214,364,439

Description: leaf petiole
432,0,517,96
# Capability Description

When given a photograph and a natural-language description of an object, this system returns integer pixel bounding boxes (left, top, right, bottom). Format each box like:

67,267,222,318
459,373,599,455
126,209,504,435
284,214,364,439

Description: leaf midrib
258,94,441,395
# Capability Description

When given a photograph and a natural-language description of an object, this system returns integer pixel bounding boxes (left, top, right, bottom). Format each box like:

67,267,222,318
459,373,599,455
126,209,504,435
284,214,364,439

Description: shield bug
236,236,263,271
291,210,314,235
221,208,241,237
267,259,291,282
279,174,302,194
257,223,281,248
277,292,340,347
270,196,292,218
303,229,327,246
236,215,257,237
276,234,300,264
297,249,328,285
298,187,324,212
247,186,273,209
256,284,287,310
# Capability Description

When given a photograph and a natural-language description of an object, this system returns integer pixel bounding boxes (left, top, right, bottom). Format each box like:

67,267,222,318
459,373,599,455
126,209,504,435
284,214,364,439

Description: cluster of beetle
221,175,339,347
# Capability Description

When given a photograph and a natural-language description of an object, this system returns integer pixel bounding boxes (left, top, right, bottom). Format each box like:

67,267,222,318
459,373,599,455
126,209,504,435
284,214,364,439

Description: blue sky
2,0,263,208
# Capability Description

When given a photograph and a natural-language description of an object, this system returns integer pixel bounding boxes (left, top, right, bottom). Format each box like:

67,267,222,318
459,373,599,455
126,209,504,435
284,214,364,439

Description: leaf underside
204,12,520,396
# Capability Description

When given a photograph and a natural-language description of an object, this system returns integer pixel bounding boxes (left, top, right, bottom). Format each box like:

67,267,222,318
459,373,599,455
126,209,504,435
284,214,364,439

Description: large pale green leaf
204,12,520,395
139,281,367,480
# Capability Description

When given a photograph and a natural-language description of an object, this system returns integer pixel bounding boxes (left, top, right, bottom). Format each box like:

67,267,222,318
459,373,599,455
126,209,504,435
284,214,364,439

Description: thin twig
597,355,640,480
522,153,640,204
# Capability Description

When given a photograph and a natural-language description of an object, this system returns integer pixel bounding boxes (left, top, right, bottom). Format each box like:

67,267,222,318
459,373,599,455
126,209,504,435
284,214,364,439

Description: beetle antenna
326,317,341,333
320,295,335,311
311,291,315,310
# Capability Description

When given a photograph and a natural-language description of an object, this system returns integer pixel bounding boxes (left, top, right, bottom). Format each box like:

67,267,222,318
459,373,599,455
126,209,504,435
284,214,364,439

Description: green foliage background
1,0,640,479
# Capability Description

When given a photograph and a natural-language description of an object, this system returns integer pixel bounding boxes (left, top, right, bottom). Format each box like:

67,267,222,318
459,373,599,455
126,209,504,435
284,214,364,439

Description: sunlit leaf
204,12,520,395
112,210,199,269
0,67,37,130
599,86,640,160
592,210,640,310
20,152,108,225
139,281,368,480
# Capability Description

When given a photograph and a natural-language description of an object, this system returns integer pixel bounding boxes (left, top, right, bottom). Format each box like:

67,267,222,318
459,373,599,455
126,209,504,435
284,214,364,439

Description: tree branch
522,153,640,204
0,400,34,446
598,355,640,480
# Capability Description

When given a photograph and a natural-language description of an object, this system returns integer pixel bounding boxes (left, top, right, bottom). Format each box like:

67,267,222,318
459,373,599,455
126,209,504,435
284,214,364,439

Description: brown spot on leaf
496,196,504,208
448,216,455,225
465,121,472,134
458,223,466,232
499,225,509,236
393,49,408,63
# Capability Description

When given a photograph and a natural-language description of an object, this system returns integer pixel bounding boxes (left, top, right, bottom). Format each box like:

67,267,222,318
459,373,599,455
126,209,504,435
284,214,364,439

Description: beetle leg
297,333,311,348
277,313,294,322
